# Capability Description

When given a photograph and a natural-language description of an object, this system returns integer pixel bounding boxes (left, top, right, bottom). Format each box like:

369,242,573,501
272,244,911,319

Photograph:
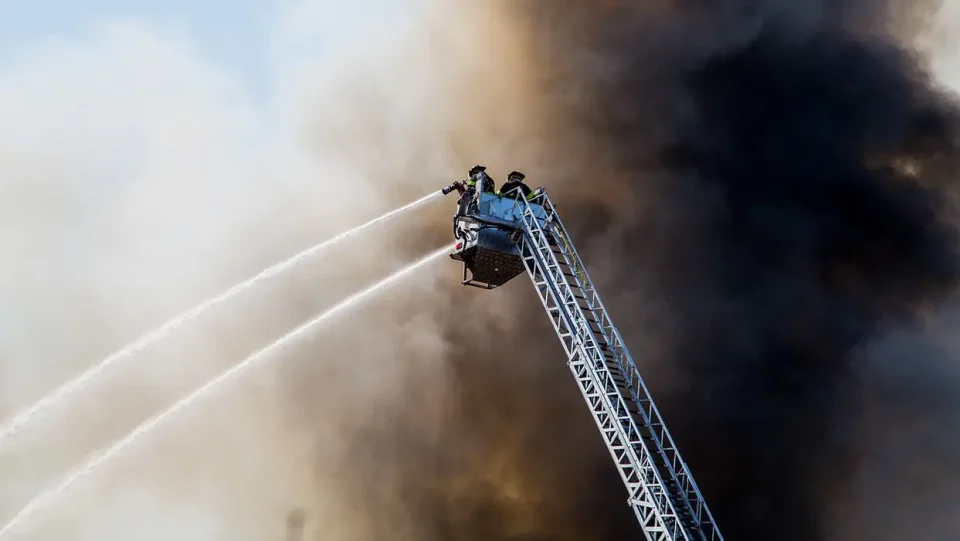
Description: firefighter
499,170,535,200
454,165,489,216
466,164,497,194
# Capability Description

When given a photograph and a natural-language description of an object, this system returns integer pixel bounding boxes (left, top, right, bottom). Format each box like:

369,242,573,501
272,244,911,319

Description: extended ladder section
514,194,723,541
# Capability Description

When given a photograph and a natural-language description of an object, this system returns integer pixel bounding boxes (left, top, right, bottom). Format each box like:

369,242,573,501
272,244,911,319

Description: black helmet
507,170,525,181
468,165,486,176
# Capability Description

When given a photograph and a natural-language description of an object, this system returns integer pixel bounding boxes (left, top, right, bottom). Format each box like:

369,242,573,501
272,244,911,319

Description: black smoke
625,28,960,541
307,1,960,540
514,1,960,539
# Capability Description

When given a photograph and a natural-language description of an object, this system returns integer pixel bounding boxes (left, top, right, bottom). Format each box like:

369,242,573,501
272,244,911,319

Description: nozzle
442,180,465,195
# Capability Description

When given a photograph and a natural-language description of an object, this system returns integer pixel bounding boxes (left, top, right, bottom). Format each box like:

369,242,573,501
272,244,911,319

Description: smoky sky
602,22,960,541
305,1,960,540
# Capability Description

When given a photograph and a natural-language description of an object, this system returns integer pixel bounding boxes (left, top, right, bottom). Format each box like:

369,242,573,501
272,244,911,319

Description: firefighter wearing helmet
499,170,535,200
465,165,497,195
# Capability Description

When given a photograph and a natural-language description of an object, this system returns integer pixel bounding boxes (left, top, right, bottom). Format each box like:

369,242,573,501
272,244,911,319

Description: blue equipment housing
449,191,550,289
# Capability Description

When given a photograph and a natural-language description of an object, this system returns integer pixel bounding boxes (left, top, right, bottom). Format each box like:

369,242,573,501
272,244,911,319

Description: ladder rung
522,212,719,541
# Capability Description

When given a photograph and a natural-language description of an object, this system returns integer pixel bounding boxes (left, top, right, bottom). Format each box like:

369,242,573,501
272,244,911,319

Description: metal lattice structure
515,193,723,540
446,185,723,540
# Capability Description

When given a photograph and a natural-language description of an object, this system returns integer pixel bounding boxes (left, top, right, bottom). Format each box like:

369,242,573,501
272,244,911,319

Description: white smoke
0,1,467,539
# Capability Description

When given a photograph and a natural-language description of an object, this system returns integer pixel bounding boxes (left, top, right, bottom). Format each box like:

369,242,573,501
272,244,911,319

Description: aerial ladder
441,175,724,541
